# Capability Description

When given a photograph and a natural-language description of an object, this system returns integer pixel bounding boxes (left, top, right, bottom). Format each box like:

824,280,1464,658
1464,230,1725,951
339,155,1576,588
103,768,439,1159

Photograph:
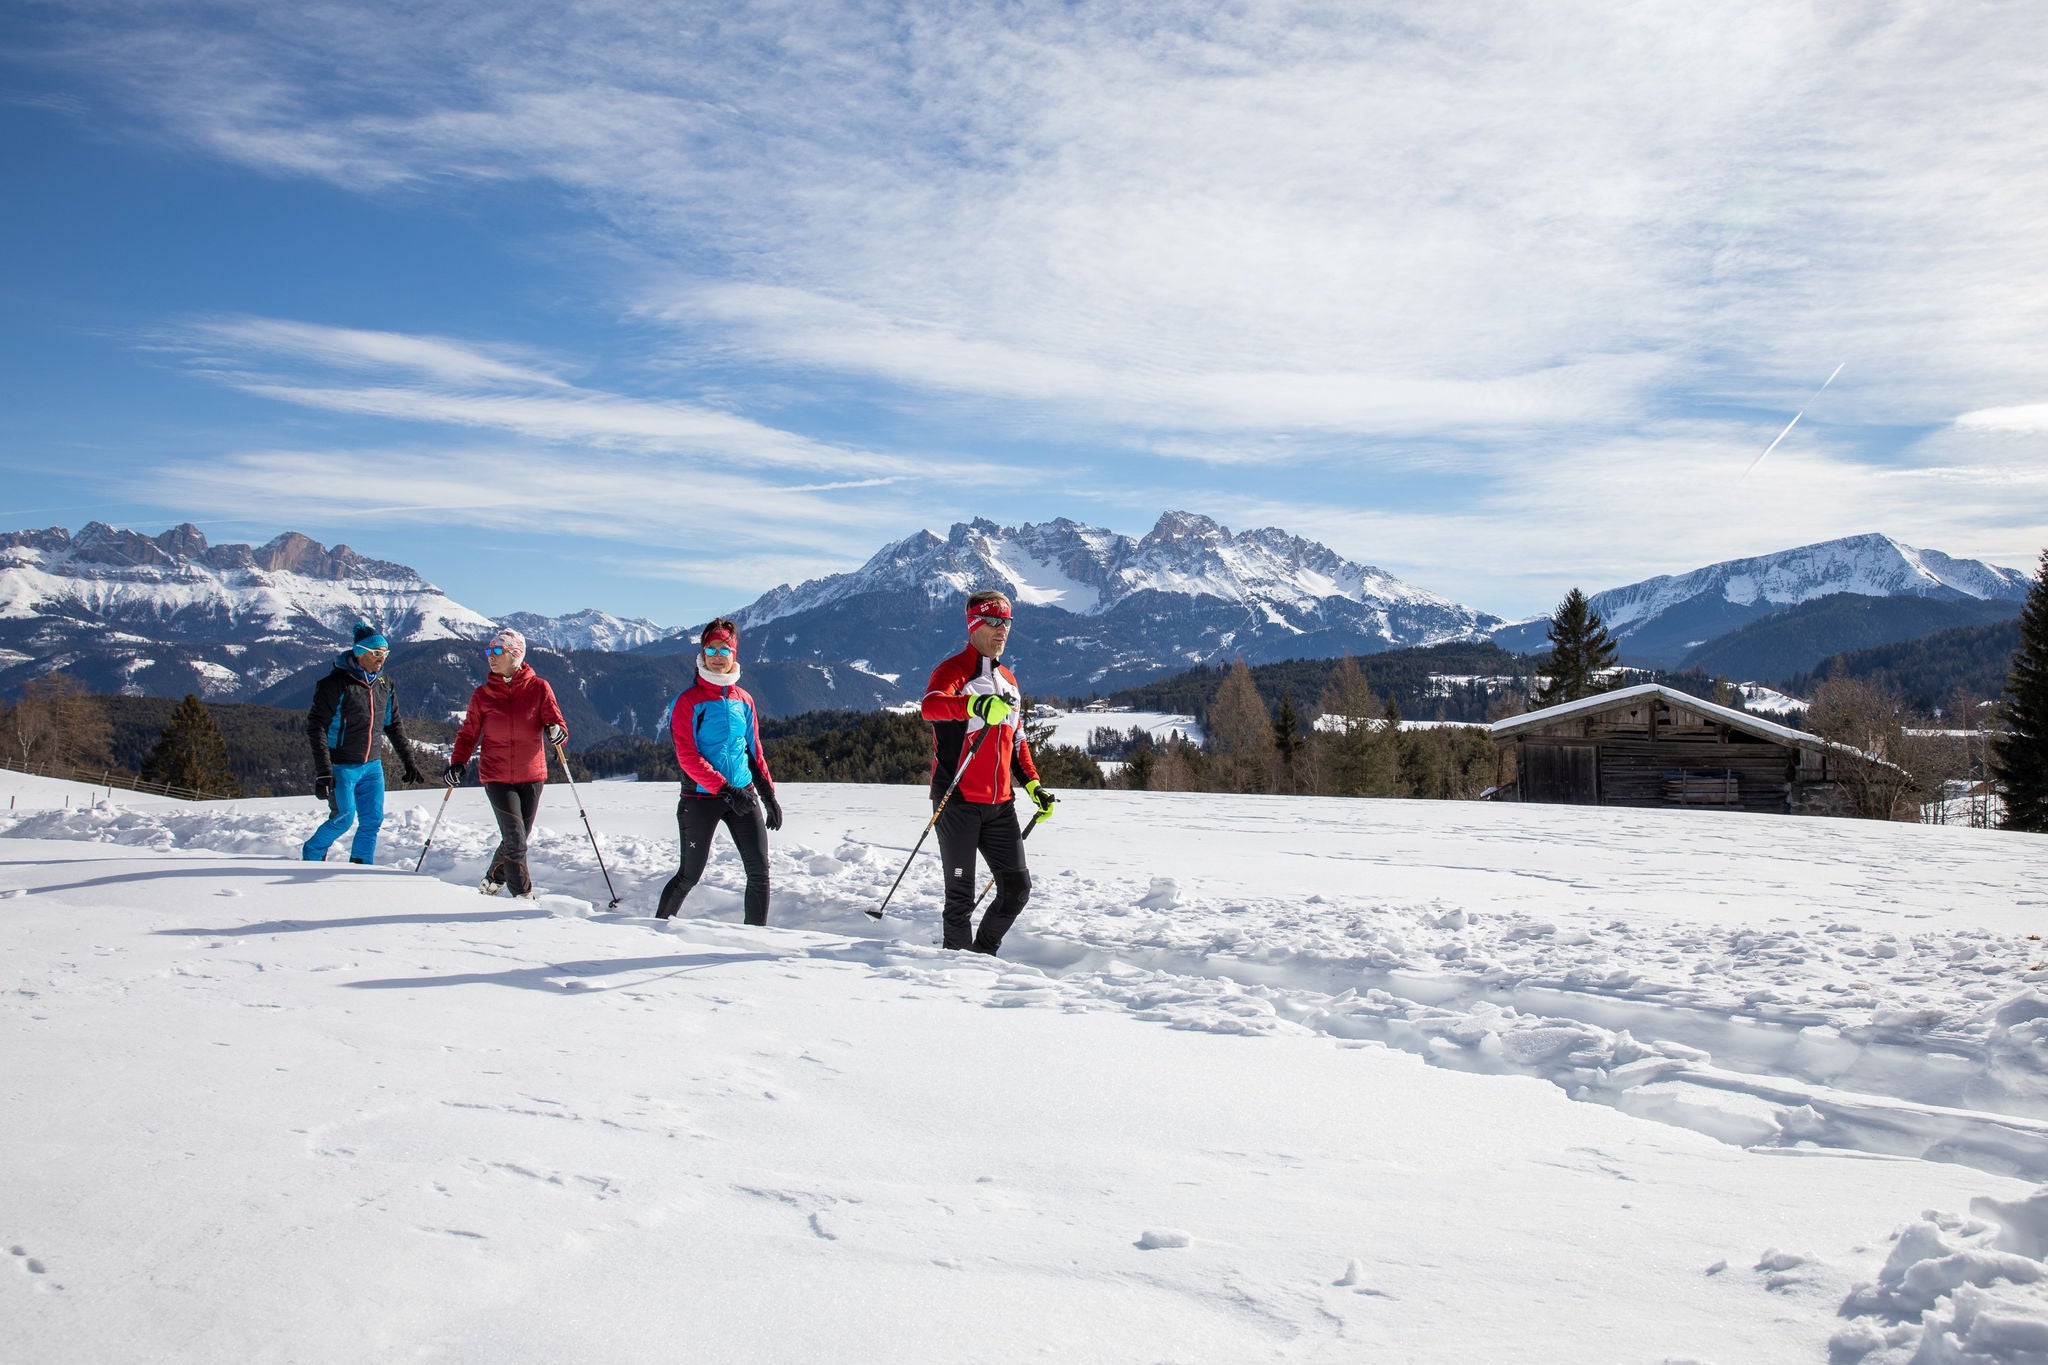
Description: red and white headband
966,599,1012,631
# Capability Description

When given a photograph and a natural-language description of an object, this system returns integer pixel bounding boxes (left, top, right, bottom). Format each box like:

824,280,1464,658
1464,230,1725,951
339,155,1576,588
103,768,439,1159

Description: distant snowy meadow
6,769,2048,1361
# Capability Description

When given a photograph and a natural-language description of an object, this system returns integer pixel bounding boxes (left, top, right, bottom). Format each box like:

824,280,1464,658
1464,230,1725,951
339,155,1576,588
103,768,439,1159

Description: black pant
483,781,543,895
936,798,1031,954
657,795,770,925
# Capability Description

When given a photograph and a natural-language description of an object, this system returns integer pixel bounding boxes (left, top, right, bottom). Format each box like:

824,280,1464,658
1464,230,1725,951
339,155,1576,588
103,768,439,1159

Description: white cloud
163,314,939,480
1954,404,2048,434
54,0,2048,436
1223,420,2048,616
180,317,569,389
154,444,923,586
32,0,2048,611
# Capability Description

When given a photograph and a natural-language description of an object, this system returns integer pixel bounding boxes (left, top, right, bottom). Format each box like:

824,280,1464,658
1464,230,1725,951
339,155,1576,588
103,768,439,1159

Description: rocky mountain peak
1145,510,1228,546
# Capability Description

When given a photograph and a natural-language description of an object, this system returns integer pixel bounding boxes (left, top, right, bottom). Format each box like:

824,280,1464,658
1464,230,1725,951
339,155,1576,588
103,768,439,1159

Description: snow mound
1835,1195,2048,1361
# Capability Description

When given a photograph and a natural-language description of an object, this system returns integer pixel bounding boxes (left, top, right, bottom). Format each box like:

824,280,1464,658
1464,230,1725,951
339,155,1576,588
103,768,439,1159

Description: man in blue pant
303,622,425,864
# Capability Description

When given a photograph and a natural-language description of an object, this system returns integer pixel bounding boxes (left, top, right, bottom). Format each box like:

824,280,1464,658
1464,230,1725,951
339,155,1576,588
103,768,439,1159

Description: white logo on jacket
962,656,1021,732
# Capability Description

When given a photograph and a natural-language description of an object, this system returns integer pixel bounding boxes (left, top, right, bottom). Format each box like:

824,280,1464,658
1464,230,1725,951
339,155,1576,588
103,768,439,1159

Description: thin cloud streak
153,445,918,571
163,314,954,481
177,317,570,389
59,2,2048,433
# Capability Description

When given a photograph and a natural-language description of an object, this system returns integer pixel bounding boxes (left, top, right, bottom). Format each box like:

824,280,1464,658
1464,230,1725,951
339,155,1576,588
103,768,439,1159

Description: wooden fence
0,752,233,802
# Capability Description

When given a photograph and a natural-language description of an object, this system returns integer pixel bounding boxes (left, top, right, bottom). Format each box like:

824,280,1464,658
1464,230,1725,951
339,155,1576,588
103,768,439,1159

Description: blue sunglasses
703,645,734,657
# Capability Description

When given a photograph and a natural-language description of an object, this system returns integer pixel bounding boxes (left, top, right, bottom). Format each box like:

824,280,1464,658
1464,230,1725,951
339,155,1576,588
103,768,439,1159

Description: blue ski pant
303,761,386,863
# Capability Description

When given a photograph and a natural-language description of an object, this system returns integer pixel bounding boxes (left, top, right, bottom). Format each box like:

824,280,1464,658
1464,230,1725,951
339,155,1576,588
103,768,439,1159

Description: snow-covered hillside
492,608,679,653
8,774,2048,1361
1494,533,2032,665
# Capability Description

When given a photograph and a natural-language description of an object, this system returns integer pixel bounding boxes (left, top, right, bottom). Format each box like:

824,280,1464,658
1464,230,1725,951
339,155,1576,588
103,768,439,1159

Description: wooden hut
1489,683,1894,815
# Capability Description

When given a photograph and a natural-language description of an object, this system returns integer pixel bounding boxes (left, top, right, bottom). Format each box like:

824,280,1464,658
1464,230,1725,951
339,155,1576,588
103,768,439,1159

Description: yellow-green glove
1024,780,1056,820
967,694,1013,726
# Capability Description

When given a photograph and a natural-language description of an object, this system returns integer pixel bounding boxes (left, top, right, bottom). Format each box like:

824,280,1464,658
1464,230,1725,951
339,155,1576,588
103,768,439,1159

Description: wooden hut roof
1488,683,1906,773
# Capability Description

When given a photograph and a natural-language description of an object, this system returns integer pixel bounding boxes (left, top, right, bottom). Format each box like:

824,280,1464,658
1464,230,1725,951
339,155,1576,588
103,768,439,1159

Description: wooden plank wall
1593,739,1796,812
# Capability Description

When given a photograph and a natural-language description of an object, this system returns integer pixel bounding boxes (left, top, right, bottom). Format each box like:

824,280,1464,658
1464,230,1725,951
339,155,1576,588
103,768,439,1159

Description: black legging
656,795,770,925
484,780,543,895
936,798,1031,954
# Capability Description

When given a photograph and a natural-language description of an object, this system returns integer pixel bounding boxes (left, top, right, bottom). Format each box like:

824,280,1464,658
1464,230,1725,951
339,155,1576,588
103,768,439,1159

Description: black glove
545,724,567,749
400,758,424,786
443,762,462,788
758,784,783,832
721,784,760,820
314,774,336,808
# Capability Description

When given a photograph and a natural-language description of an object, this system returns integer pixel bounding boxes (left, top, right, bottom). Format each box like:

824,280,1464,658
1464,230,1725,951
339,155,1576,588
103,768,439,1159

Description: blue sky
4,0,2045,628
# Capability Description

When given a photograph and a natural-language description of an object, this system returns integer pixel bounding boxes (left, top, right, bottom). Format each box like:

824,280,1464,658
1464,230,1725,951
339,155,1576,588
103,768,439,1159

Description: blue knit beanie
351,621,389,656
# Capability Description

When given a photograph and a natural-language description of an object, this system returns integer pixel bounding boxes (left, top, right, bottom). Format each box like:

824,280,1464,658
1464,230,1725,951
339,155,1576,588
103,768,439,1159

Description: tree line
6,544,2046,832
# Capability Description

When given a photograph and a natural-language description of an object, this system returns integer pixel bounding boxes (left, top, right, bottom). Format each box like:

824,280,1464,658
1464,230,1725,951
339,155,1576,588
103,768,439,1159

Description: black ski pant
483,780,543,895
656,795,770,925
935,798,1031,955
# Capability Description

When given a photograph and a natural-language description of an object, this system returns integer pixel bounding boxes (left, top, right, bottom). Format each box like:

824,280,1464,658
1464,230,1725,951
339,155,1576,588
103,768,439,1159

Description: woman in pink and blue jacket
654,617,783,925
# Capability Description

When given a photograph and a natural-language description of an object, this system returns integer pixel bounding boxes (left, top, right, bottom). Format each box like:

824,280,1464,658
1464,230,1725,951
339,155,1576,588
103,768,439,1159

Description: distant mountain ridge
721,512,1505,695
0,522,497,702
1676,593,2023,685
0,518,2032,731
1491,533,2030,666
494,609,679,653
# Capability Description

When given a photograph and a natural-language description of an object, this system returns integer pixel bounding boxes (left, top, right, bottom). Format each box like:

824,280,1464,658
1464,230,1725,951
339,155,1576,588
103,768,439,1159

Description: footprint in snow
1135,1228,1191,1250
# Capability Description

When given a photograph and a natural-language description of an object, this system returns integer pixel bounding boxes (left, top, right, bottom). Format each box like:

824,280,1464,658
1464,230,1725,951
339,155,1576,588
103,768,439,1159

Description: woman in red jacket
445,628,568,898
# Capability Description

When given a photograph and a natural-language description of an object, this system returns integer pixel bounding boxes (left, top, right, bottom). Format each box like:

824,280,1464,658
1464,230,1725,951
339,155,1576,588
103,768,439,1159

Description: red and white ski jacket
451,664,567,785
920,645,1039,805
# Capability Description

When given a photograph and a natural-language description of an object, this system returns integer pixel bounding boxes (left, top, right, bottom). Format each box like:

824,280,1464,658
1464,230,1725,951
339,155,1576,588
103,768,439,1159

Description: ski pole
553,741,622,909
869,722,995,921
972,798,1052,911
413,784,454,873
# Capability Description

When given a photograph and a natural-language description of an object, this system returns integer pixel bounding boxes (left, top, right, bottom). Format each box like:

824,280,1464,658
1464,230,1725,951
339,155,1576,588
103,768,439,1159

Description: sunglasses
703,645,735,657
485,645,508,657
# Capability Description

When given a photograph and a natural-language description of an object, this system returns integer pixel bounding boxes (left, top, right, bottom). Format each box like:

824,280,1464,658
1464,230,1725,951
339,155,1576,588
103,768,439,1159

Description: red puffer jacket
452,664,567,784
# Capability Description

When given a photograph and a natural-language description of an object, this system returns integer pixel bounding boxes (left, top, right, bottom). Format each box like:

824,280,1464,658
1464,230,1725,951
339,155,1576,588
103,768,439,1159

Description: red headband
966,599,1012,630
702,625,737,648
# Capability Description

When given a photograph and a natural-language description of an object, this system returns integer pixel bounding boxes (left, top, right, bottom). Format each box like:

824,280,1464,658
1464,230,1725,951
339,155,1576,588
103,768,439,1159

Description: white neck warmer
698,661,742,687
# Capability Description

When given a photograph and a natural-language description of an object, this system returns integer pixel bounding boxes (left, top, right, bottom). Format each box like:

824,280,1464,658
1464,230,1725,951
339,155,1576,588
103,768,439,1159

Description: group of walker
297,589,1058,955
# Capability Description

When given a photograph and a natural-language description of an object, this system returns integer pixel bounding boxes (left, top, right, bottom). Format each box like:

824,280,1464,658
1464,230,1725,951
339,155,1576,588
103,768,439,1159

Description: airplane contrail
1740,362,1846,481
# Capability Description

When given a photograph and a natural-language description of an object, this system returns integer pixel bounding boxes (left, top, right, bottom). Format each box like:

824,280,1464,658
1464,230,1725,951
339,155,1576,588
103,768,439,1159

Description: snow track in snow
7,785,2048,1184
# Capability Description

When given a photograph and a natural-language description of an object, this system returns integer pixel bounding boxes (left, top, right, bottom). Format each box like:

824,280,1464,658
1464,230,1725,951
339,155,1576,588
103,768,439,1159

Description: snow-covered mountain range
0,523,499,701
725,512,1504,694
0,517,2031,721
493,609,679,654
1491,533,2032,666
0,522,494,642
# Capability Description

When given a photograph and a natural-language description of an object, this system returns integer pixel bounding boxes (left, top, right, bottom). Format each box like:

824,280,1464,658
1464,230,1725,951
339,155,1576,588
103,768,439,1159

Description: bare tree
1805,678,1927,820
0,673,111,770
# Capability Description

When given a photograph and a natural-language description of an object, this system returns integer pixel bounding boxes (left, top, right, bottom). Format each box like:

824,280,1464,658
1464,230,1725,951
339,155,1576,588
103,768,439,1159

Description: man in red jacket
921,589,1056,954
446,627,568,898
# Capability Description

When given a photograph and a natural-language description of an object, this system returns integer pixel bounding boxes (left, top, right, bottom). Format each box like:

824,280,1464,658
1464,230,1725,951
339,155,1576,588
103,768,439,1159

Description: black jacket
306,654,418,777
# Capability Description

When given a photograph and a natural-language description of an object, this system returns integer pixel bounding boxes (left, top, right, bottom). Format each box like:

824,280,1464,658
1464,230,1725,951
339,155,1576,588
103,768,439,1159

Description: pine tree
1206,660,1277,793
1272,695,1303,764
1537,588,1620,706
1994,550,2048,832
140,694,241,798
1316,657,1397,797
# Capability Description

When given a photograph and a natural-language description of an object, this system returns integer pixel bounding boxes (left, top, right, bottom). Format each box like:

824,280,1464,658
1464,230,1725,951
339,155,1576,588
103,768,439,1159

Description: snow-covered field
8,769,2048,1362
1035,707,1202,751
